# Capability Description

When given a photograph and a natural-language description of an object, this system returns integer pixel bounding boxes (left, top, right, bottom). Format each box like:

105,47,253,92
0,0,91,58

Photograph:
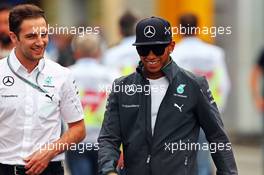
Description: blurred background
1,0,264,174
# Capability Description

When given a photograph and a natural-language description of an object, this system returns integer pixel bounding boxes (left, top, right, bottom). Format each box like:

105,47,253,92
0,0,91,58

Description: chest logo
2,76,14,86
43,76,55,88
44,76,52,85
174,103,184,112
176,84,186,94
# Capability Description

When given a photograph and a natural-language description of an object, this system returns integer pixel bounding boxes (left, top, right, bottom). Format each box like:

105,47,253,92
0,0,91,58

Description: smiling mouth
148,61,158,64
32,47,44,53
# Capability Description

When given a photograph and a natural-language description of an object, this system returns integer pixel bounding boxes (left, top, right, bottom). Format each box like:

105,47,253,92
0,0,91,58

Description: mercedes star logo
144,25,156,38
2,76,14,86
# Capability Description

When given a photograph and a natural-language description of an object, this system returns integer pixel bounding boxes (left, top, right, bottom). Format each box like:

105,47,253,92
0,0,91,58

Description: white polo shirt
0,49,84,165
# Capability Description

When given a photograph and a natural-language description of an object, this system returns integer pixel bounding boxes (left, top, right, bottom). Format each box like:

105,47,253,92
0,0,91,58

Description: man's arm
195,77,238,175
24,119,85,175
51,119,86,155
24,71,86,175
98,80,122,175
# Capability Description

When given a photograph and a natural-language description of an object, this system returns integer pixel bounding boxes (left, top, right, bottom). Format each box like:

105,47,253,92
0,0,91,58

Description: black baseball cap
133,16,172,46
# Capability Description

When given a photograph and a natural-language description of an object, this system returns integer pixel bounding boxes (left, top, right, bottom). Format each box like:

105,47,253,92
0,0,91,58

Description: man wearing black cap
98,17,238,175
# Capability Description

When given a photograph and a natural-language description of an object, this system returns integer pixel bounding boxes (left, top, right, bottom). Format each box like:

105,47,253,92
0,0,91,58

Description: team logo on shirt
206,88,215,104
2,76,14,86
73,80,79,95
176,84,186,94
44,76,52,85
174,84,188,98
43,76,55,88
174,103,184,112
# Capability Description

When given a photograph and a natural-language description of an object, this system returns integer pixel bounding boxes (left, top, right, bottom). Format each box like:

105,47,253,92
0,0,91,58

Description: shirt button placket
21,77,34,158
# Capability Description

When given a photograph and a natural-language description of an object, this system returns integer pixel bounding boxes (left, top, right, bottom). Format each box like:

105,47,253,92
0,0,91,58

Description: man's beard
0,33,11,47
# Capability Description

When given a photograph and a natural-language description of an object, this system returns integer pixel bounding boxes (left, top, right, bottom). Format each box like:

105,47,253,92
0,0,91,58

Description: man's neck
15,48,39,73
145,71,165,80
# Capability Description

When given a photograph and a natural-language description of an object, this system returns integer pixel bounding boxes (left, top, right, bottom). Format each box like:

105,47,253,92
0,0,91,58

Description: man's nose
146,50,157,59
35,35,45,46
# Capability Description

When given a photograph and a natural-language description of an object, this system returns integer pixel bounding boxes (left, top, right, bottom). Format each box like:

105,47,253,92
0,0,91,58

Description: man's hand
107,173,118,175
22,120,85,175
24,147,55,175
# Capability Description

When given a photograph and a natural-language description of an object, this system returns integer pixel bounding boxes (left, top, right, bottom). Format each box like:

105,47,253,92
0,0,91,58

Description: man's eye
27,35,35,39
41,33,48,37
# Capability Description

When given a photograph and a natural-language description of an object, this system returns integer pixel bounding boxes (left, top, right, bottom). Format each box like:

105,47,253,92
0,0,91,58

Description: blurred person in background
54,34,75,67
0,3,14,59
251,48,264,112
171,13,231,175
66,33,120,175
250,48,264,174
103,11,139,76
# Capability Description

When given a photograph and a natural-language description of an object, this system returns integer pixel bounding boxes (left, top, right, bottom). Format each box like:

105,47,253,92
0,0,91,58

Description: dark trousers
66,149,98,175
0,161,64,175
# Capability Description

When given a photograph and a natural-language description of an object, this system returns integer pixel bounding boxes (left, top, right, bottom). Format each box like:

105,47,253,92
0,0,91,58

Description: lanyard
7,55,48,94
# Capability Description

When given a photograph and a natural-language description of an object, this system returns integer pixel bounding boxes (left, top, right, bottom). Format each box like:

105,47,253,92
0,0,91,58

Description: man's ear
168,41,175,53
9,31,19,44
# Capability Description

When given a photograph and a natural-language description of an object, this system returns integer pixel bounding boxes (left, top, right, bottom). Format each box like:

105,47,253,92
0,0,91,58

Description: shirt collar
9,48,45,74
136,56,179,84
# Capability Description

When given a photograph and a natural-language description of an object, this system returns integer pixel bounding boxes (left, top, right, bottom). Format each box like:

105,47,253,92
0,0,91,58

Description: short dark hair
119,11,137,37
9,4,46,36
179,13,198,36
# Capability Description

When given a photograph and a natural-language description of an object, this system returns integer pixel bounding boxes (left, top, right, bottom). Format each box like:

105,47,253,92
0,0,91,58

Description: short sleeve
60,72,84,123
